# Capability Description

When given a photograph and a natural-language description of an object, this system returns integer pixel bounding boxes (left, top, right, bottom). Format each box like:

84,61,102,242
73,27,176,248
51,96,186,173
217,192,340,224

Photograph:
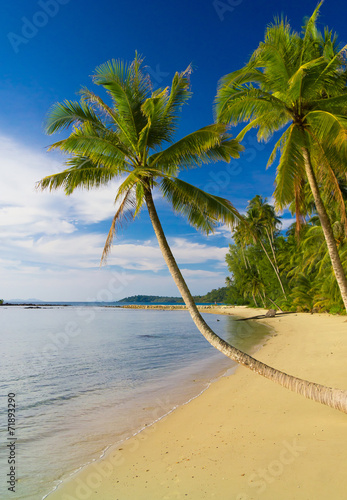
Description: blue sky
0,0,345,301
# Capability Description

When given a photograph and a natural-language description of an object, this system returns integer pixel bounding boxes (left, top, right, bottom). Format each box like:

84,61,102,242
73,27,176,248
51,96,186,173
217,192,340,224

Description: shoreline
43,307,271,499
46,306,347,500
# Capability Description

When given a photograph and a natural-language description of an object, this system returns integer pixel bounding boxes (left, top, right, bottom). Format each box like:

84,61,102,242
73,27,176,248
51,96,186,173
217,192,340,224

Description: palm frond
47,125,132,166
92,58,148,148
164,67,192,126
273,125,305,209
216,86,288,127
45,101,105,135
160,177,242,234
100,188,137,264
139,89,174,150
36,156,120,194
149,124,242,174
78,86,139,149
306,110,347,150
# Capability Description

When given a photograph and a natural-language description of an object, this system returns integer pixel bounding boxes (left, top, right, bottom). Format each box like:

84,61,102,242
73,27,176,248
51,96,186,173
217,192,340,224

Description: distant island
117,287,229,304
0,287,230,307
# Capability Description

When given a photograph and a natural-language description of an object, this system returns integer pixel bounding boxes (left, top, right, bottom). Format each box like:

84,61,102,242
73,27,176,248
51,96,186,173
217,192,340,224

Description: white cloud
181,269,224,278
0,133,231,300
0,134,121,232
210,223,233,239
169,238,228,263
280,217,296,230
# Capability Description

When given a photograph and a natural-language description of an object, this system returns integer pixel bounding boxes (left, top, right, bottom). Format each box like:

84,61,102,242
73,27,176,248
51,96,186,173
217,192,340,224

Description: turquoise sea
0,306,271,500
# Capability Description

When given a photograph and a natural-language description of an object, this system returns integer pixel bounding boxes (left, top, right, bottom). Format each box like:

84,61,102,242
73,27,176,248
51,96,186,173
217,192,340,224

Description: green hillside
117,287,230,304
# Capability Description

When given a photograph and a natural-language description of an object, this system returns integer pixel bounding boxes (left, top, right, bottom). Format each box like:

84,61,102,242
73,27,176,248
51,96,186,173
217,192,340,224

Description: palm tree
248,195,282,270
246,205,287,298
232,196,287,298
216,2,347,311
38,55,347,414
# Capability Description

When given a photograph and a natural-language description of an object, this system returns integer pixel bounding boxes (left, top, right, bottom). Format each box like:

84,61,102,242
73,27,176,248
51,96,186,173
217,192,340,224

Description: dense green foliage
225,195,347,314
194,287,230,303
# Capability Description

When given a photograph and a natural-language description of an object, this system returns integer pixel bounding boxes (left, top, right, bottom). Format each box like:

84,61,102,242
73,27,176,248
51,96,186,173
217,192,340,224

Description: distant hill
117,287,230,304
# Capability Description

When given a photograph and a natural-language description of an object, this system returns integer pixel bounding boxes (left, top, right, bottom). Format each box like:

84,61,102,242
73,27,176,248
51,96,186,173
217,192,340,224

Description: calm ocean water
0,306,271,500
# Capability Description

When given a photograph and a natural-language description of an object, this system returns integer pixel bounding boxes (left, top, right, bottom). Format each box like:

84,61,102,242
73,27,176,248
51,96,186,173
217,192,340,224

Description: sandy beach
47,306,347,500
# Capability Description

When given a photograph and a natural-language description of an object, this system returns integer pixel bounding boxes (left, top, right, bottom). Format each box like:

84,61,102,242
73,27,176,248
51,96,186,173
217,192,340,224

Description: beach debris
265,309,276,318
236,311,295,321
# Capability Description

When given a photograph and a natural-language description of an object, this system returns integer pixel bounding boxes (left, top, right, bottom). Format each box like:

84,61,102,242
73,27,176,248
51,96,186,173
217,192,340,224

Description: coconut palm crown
39,54,243,253
216,2,347,310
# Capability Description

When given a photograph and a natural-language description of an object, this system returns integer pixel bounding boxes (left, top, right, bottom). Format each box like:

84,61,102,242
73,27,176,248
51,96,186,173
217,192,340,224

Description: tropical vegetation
37,49,347,414
225,195,346,314
216,1,347,311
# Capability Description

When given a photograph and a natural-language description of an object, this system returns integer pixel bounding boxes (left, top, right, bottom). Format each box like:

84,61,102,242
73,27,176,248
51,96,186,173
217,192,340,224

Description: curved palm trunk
144,187,347,414
302,147,347,312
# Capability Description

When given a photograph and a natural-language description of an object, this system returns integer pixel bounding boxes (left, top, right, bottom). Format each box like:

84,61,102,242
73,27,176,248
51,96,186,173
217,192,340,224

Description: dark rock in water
265,309,276,317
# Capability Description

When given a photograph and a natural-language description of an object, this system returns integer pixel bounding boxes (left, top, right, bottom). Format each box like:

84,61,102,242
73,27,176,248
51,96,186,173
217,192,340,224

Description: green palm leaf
160,177,242,234
149,124,242,174
36,156,120,194
45,101,106,135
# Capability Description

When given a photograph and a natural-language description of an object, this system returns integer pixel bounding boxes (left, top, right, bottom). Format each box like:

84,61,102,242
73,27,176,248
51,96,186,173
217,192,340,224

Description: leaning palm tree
38,55,347,413
216,2,347,311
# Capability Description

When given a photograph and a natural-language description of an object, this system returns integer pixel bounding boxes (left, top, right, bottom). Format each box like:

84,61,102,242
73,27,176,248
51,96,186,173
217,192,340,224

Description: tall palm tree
216,2,347,311
246,206,287,298
38,55,347,413
248,195,282,268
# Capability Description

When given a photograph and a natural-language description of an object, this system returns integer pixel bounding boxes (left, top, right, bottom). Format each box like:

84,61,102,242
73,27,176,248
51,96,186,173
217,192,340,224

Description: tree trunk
144,187,347,414
265,226,280,274
258,239,287,299
267,296,283,312
241,245,248,269
302,147,347,312
259,292,266,308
